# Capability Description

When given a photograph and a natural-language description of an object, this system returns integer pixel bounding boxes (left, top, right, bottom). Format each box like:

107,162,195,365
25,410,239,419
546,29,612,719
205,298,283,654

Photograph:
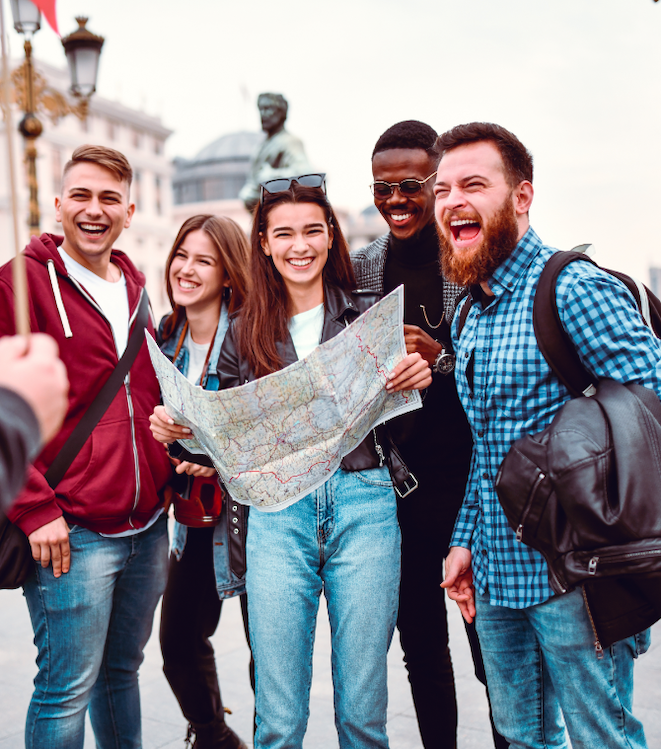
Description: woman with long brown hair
219,176,431,748
149,214,251,749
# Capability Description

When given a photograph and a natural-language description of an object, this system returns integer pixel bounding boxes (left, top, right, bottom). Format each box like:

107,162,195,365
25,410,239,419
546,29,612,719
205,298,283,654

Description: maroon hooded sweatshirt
0,234,172,536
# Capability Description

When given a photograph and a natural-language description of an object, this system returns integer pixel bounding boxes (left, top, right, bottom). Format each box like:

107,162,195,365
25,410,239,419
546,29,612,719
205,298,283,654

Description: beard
437,195,520,286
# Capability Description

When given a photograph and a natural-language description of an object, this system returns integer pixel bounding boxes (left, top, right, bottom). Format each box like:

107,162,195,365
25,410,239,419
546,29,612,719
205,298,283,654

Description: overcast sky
8,0,661,279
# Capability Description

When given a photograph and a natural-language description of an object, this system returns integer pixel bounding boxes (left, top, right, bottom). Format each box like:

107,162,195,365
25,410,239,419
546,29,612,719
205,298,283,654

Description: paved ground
1,577,659,748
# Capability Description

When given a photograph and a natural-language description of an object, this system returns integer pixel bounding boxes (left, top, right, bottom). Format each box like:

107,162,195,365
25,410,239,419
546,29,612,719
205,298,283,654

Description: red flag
31,0,59,36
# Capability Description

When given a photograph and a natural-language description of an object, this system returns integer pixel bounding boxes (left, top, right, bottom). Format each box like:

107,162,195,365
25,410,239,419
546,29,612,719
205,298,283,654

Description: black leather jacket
218,284,411,481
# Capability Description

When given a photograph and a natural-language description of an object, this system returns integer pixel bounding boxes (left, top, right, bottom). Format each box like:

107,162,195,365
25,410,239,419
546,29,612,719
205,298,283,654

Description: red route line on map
228,459,334,486
221,322,412,488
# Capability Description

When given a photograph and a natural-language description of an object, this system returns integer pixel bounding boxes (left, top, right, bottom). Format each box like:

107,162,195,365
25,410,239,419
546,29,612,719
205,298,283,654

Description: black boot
186,711,249,749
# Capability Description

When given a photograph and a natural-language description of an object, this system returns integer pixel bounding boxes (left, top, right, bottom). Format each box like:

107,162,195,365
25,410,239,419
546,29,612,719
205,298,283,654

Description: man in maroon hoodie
0,145,172,749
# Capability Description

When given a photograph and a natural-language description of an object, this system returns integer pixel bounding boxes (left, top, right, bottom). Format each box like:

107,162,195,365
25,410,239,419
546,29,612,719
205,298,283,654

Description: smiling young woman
149,214,252,749
216,178,431,749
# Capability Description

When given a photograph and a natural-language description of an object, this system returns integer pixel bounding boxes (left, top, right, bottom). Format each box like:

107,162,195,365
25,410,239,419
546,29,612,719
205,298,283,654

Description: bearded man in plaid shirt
436,122,656,749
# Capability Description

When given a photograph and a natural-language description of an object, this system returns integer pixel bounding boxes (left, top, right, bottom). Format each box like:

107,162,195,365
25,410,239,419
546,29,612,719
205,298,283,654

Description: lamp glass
65,47,100,98
9,0,41,36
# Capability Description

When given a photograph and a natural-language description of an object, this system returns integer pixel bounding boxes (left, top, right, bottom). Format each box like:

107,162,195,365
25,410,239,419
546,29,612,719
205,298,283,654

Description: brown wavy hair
435,122,533,187
63,144,133,186
237,183,355,378
161,214,250,341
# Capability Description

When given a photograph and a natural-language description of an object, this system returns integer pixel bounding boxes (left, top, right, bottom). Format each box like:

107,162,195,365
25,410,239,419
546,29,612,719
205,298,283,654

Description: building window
154,175,162,216
154,138,163,155
650,268,661,298
174,180,202,204
134,171,142,212
107,119,116,141
133,129,142,149
173,173,247,204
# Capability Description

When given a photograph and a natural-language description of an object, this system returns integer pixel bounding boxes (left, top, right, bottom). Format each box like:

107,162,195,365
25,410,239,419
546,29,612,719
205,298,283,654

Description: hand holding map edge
386,351,432,392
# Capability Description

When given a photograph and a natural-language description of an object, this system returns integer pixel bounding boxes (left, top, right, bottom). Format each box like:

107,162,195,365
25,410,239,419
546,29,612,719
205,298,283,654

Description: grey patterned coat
350,234,466,323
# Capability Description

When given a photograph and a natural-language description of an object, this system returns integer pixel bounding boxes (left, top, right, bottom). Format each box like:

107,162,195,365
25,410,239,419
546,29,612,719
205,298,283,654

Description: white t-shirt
289,303,324,360
58,248,130,356
184,328,211,386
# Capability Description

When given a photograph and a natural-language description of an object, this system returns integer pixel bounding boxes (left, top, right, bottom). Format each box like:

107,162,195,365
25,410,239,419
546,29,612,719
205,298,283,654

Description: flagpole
0,0,30,336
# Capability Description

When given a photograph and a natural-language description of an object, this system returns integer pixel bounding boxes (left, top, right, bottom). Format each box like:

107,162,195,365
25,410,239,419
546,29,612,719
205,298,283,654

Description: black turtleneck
384,222,445,333
382,221,472,468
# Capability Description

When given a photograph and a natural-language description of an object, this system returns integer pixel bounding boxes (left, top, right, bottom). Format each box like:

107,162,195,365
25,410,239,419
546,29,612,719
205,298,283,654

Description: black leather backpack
493,250,661,647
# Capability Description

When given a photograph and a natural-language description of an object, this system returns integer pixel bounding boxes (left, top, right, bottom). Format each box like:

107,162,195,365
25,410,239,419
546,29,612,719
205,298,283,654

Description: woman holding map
217,175,431,748
150,214,251,749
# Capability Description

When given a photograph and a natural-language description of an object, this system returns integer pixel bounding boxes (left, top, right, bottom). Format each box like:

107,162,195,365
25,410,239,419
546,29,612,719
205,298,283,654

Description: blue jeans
246,467,401,749
475,587,650,749
23,515,169,749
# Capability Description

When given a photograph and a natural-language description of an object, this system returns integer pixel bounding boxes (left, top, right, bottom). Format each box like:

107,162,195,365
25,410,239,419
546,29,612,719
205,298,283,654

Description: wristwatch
432,344,456,375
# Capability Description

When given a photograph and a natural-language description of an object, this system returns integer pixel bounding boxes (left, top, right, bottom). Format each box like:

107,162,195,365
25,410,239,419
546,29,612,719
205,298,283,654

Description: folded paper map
147,286,421,511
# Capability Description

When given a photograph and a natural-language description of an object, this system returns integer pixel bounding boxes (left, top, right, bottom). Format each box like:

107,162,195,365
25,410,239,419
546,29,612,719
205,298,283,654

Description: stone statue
239,93,313,212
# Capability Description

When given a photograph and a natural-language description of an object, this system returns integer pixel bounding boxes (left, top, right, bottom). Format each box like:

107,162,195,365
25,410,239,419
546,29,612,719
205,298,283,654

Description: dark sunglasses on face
259,173,327,205
370,171,437,199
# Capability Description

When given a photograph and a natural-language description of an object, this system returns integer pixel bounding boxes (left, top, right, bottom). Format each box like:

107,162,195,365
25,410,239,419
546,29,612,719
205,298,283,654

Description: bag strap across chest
44,291,150,489
456,248,661,399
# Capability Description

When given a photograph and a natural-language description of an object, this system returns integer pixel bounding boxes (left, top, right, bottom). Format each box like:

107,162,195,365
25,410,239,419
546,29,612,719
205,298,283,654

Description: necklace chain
420,305,445,330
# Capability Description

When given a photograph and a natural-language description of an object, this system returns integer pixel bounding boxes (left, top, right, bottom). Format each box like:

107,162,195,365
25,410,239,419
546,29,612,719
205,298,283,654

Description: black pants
159,526,254,727
397,463,508,749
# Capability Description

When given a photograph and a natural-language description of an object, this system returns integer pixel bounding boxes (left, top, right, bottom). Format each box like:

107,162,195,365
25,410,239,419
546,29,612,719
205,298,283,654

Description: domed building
172,131,264,205
171,131,262,235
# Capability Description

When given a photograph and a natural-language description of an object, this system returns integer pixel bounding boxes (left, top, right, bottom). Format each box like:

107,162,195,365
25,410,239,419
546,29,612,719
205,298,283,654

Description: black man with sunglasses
352,120,507,749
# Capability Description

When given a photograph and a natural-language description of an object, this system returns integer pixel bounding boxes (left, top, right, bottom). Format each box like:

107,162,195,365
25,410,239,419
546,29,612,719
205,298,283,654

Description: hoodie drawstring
47,259,73,338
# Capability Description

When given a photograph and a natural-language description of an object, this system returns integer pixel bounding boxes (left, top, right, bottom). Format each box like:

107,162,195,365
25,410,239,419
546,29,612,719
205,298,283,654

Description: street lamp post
9,1,104,235
10,0,41,236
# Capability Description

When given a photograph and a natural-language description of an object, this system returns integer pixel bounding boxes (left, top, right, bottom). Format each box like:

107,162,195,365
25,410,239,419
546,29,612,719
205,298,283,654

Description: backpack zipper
515,470,546,542
587,548,661,576
511,469,569,593
544,557,568,595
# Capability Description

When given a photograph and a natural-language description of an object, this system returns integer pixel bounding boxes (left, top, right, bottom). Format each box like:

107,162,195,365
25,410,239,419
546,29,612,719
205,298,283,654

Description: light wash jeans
246,466,401,749
475,587,650,749
23,515,169,749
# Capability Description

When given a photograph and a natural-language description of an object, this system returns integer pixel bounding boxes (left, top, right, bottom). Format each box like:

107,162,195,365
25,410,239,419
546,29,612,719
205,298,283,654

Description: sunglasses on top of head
259,174,327,205
370,171,437,199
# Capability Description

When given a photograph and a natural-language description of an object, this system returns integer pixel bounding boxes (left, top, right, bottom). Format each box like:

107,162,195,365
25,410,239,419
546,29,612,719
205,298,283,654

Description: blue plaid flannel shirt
450,227,661,609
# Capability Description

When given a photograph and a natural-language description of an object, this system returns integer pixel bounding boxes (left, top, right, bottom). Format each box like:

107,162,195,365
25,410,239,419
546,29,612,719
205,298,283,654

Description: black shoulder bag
0,292,149,589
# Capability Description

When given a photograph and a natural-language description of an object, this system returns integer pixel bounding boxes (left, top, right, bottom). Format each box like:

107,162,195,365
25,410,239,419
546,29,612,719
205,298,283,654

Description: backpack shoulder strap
533,251,598,398
534,251,661,398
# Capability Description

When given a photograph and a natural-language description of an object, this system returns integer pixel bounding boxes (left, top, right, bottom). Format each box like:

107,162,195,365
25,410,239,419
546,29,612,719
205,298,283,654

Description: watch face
434,351,456,375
